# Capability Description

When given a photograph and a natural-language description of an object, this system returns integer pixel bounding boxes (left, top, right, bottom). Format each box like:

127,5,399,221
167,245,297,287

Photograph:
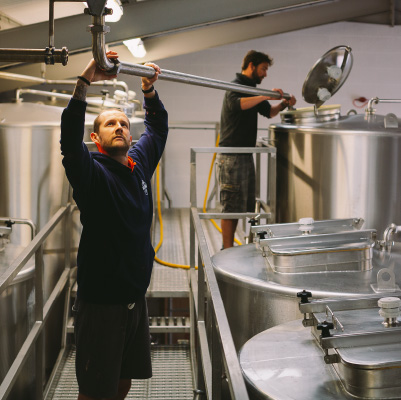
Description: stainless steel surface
212,243,401,350
239,320,350,400
259,230,375,273
0,205,71,400
190,206,250,399
251,217,364,237
0,244,35,400
280,103,341,124
0,47,68,65
302,45,353,107
241,315,401,399
269,111,401,237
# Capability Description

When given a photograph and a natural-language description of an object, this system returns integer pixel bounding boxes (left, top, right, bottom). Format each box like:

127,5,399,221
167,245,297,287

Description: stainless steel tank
267,45,401,237
269,105,401,237
239,292,401,400
212,218,401,351
0,241,35,400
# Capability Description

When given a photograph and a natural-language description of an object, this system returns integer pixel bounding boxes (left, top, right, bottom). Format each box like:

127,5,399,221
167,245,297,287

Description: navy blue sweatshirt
60,92,168,304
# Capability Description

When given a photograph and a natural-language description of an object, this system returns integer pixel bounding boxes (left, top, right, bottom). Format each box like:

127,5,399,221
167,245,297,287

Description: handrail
0,204,73,399
190,207,249,399
189,145,276,398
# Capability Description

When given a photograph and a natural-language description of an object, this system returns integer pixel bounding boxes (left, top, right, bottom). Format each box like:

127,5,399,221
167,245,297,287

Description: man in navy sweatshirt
60,51,168,400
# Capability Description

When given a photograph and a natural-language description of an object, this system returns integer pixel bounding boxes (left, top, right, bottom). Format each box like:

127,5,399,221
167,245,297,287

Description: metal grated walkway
48,345,193,400
48,207,224,400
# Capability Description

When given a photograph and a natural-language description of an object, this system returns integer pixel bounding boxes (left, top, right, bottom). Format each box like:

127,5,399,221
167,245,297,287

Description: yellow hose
154,134,241,269
202,135,242,246
154,163,195,269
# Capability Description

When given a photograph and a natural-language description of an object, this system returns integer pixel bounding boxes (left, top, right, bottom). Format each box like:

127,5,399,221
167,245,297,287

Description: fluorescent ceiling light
82,1,123,22
123,38,147,58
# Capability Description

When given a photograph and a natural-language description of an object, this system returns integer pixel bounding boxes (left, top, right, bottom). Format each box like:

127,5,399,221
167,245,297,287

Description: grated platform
48,345,194,400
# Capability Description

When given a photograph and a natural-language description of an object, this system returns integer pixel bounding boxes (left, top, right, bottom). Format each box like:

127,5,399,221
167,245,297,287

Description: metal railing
0,204,74,400
188,145,276,399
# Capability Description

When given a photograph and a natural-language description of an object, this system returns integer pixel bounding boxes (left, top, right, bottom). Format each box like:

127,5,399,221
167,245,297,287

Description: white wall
121,21,401,208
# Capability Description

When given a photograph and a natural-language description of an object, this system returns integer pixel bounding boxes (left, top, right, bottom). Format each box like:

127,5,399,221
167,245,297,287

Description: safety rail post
0,204,72,400
35,244,44,400
189,145,276,399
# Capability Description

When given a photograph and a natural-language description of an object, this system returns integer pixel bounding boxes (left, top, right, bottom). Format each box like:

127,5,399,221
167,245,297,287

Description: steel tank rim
270,113,401,137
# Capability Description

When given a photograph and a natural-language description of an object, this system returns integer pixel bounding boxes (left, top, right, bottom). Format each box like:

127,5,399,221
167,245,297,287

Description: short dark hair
93,109,130,133
241,50,273,71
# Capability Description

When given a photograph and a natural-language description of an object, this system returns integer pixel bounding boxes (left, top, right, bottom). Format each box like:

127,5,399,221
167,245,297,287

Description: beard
102,138,130,156
251,70,262,84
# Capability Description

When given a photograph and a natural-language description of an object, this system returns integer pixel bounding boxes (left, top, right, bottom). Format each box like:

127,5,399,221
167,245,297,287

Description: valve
317,321,334,338
378,297,401,327
257,231,267,240
297,290,312,303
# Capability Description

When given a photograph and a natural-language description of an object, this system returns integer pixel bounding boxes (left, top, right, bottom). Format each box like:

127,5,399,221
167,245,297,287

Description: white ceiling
0,0,85,26
0,0,400,93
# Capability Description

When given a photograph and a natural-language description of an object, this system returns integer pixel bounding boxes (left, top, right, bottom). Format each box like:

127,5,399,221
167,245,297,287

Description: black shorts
217,153,256,213
73,296,152,398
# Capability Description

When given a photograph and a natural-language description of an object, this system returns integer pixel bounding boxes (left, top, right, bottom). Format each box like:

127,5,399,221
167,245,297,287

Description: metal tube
0,71,129,92
0,48,68,65
90,15,292,99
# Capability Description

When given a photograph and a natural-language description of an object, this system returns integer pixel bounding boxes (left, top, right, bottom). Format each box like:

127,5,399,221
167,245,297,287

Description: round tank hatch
302,45,353,108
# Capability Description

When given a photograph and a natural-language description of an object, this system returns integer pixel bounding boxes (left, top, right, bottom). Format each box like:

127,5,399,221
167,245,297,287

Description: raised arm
72,51,119,101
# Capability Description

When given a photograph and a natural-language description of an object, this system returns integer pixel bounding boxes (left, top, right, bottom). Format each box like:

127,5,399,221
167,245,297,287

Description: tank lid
302,45,353,108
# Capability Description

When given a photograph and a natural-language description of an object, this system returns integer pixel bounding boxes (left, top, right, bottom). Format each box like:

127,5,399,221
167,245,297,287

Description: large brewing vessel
212,218,401,350
268,45,401,236
269,105,401,237
239,292,401,399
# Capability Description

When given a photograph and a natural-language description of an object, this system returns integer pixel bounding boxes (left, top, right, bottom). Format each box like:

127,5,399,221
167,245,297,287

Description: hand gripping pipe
89,14,292,100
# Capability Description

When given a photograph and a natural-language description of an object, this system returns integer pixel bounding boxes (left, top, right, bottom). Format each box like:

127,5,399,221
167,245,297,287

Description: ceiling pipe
0,71,129,92
88,9,292,100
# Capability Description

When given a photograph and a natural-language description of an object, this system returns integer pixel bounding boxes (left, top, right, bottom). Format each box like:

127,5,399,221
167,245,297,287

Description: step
67,316,190,334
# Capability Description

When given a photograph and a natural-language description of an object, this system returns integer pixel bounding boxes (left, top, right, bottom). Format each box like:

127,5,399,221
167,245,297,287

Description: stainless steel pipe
90,14,292,100
0,48,68,65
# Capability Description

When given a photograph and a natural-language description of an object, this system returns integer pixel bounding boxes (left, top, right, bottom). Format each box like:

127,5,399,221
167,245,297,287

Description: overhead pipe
88,12,292,100
0,0,71,65
0,48,68,65
0,71,129,92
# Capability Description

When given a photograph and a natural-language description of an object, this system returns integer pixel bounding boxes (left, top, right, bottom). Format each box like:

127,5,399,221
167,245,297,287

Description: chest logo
142,180,148,196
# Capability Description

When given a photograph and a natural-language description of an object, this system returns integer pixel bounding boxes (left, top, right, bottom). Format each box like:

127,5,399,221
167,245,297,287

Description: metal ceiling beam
0,0,396,92
0,0,333,52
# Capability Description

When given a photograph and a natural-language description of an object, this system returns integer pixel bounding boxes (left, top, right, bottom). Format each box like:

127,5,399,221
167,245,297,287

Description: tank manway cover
302,45,353,108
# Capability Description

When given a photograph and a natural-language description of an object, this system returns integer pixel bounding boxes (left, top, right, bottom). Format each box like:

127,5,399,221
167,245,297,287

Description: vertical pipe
49,0,55,49
190,149,197,269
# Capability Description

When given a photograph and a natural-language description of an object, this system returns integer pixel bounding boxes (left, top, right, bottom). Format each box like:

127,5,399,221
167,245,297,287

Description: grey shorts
73,296,152,398
217,153,256,213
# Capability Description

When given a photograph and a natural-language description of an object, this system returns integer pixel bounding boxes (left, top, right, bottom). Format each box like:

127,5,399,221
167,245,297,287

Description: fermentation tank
239,292,401,399
212,217,401,350
269,105,401,237
268,46,401,237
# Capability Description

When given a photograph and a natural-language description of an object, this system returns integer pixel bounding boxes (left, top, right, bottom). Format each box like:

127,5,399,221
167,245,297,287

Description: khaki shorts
217,153,256,213
73,296,152,398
